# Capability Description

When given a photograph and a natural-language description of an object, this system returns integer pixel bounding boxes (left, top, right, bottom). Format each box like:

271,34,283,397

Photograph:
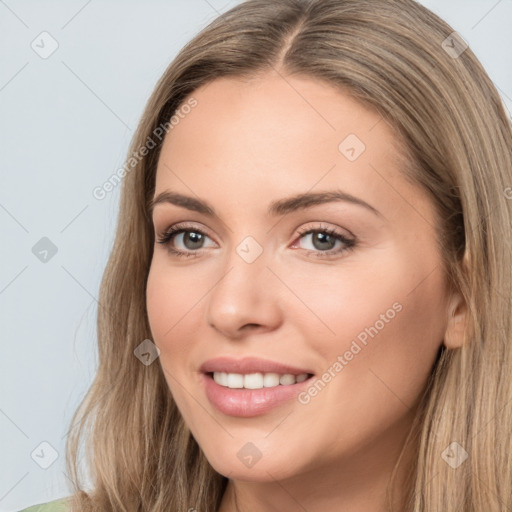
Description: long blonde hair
65,1,512,510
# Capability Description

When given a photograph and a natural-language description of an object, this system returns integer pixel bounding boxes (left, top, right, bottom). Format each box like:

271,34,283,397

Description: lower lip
202,373,314,417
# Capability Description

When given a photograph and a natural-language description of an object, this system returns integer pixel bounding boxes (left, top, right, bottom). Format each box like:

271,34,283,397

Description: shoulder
17,497,70,512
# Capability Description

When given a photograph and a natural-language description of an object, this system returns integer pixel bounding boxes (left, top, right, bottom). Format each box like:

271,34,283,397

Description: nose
204,247,284,339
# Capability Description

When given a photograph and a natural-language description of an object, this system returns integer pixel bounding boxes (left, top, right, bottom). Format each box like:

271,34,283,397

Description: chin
201,443,305,483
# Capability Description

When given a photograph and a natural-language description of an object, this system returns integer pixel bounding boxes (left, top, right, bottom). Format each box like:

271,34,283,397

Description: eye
293,224,356,258
156,223,216,258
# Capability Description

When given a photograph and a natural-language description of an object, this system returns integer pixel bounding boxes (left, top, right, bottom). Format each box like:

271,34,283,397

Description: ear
443,290,467,349
443,252,469,350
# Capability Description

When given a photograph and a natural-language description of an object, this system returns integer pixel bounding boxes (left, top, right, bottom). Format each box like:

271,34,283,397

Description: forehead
161,73,399,161
154,72,428,225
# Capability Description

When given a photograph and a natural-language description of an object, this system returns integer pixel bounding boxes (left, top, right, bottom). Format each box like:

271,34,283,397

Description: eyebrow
148,189,382,218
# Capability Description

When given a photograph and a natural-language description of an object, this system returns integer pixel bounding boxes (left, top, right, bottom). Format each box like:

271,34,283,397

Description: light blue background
1,1,511,510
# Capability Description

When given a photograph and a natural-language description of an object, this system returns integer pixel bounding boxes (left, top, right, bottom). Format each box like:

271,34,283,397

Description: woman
21,0,512,510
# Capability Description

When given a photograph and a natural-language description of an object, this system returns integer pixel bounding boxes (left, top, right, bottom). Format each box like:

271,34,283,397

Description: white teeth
212,371,310,389
263,372,280,387
279,374,296,385
244,373,263,389
213,372,228,387
227,373,244,388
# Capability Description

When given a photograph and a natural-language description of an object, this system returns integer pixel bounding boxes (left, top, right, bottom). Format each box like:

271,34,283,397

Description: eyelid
293,221,355,239
156,221,217,243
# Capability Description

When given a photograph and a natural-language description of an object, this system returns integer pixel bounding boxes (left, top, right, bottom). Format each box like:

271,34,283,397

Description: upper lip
200,356,314,376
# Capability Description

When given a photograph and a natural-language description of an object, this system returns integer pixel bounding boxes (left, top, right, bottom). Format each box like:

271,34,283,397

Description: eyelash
156,222,357,259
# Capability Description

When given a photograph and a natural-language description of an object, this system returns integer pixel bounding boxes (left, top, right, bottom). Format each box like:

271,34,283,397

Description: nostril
243,323,263,330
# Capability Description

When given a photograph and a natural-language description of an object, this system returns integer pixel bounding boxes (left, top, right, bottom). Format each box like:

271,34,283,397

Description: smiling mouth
206,371,315,390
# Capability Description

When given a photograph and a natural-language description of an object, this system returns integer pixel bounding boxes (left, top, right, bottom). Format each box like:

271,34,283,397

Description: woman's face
146,72,454,483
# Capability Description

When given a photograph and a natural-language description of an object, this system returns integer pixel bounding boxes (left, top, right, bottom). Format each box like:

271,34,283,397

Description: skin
146,70,467,512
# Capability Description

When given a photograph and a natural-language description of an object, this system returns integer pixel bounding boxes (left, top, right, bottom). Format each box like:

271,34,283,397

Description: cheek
145,259,206,396
289,249,447,395
146,257,209,345
360,267,448,406
278,255,408,357
146,260,206,424
283,257,447,457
